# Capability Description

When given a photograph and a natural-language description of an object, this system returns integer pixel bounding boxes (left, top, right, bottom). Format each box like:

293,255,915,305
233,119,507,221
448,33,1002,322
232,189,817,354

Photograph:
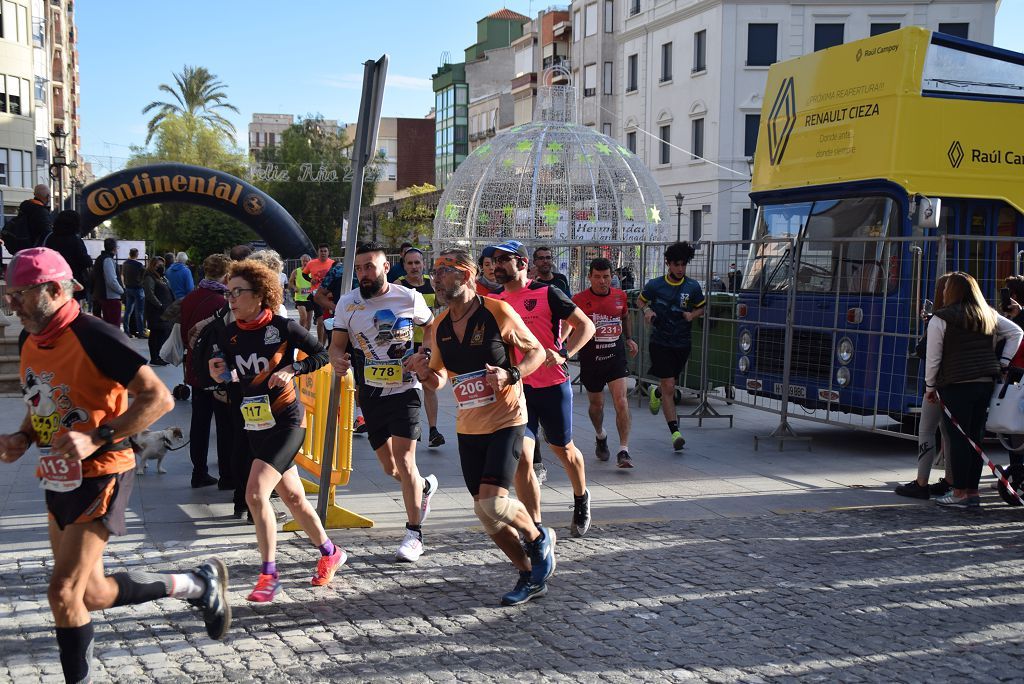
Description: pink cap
8,247,83,291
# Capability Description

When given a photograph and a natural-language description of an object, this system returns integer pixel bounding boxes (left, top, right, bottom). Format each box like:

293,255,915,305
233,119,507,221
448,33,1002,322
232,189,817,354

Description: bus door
943,200,1000,298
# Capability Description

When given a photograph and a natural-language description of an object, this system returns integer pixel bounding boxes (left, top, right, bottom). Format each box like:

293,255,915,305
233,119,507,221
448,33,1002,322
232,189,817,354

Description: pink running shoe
311,547,347,586
246,573,281,603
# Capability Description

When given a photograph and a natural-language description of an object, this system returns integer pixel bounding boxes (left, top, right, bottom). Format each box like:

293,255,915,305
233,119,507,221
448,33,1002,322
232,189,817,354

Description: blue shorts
524,381,573,447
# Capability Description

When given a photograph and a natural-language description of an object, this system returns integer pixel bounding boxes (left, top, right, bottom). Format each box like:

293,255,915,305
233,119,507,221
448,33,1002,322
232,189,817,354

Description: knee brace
475,495,524,535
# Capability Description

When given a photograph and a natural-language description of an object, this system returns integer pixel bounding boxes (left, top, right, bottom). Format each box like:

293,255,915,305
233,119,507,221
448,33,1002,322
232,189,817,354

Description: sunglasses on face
494,254,518,264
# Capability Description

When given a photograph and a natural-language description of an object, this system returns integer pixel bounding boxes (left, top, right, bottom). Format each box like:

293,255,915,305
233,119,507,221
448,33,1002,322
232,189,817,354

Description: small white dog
132,427,186,475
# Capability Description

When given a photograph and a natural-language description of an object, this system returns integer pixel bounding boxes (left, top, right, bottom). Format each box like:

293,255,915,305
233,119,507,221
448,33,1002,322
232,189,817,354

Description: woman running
206,259,344,602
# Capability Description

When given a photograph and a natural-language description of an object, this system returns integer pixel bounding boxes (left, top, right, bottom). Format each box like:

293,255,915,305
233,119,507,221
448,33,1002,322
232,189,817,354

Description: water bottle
212,345,233,383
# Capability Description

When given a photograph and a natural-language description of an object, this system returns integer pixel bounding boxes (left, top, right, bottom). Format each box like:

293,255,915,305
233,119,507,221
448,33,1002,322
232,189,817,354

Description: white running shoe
419,474,439,525
395,529,424,562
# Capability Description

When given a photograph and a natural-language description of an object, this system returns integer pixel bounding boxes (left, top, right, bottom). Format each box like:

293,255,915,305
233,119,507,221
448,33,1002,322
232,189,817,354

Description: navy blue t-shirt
639,275,705,348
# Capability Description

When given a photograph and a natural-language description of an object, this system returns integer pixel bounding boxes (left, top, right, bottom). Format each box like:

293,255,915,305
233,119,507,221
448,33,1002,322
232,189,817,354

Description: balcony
511,71,537,95
552,20,571,38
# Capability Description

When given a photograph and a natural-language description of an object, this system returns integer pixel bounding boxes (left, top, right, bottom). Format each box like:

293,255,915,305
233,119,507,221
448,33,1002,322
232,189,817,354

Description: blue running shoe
525,525,557,585
501,570,547,606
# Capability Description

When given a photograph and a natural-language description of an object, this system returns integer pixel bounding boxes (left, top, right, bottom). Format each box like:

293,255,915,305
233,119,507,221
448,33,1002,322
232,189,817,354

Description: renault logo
947,141,964,169
767,77,797,166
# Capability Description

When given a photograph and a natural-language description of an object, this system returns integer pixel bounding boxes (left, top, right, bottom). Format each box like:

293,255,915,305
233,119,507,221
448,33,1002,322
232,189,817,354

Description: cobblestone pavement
3,504,1024,683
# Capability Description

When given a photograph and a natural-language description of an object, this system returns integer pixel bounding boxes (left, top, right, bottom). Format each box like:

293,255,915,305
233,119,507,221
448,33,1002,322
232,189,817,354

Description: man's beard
493,268,511,284
21,296,58,334
359,275,385,298
437,283,464,303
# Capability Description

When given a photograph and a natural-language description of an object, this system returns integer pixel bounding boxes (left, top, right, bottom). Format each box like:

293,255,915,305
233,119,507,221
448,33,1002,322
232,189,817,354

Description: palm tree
142,65,239,145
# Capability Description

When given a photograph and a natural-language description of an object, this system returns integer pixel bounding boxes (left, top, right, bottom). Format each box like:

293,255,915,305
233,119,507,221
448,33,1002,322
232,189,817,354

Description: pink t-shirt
490,280,577,388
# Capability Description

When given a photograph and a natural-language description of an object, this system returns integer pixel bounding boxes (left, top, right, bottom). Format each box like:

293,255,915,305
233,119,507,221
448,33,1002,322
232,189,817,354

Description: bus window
741,202,812,291
996,205,1020,287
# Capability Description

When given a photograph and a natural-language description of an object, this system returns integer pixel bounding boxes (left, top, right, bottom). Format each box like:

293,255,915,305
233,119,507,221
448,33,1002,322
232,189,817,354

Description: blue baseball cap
483,240,528,260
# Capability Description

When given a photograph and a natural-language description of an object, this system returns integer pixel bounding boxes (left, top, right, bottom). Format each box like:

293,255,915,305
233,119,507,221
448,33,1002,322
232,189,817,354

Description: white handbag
159,323,185,366
987,378,1024,448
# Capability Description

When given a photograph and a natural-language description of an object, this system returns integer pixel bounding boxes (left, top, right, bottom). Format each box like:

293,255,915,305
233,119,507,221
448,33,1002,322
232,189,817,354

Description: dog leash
937,390,1024,506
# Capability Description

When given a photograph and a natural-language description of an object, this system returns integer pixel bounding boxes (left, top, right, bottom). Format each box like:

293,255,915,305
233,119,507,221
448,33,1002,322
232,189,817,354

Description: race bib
240,394,276,431
365,358,404,388
452,370,496,409
39,448,82,492
594,319,623,343
299,287,311,295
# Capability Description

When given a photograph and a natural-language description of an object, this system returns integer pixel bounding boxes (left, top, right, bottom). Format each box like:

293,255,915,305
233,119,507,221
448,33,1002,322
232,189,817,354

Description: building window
603,61,613,95
584,63,597,97
573,10,580,41
34,75,45,103
938,23,969,39
626,131,637,153
747,24,778,66
693,30,706,72
16,3,26,43
8,74,21,115
0,149,7,185
659,125,671,164
691,118,704,160
629,0,640,17
691,209,703,242
660,42,672,82
585,3,597,37
870,22,900,36
742,208,754,243
627,54,638,92
814,24,844,52
604,0,613,32
0,75,6,113
602,123,612,136
10,147,22,187
744,114,760,157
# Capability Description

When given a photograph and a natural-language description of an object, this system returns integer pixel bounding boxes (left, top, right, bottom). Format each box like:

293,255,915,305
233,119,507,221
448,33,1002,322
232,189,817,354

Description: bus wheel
997,464,1024,507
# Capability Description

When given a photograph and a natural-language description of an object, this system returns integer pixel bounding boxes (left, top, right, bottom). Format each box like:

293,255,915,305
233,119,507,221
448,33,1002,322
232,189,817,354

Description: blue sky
78,1,1023,177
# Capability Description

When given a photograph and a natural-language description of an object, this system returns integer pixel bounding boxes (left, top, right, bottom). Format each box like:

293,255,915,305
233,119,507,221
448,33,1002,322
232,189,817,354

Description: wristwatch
292,361,303,373
96,425,116,445
507,366,522,384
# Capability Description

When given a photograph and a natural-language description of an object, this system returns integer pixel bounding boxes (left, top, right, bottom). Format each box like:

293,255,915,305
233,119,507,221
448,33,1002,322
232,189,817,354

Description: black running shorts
46,469,135,536
580,353,630,393
360,388,422,450
648,342,691,380
457,425,524,496
248,426,306,474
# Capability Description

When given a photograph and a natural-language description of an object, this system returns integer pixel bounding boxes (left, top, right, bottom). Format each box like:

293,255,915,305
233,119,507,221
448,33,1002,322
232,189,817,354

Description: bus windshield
742,196,896,294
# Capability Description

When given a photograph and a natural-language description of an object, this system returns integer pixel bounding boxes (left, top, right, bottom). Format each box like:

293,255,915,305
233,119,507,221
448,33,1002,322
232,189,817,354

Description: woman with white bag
925,272,1022,508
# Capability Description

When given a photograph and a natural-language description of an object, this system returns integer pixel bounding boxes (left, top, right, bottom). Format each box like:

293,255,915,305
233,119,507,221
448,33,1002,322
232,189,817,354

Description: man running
329,242,439,561
573,257,639,468
303,244,335,343
0,248,229,684
532,246,571,296
637,241,705,451
487,240,596,537
407,250,555,605
290,254,314,330
396,248,445,448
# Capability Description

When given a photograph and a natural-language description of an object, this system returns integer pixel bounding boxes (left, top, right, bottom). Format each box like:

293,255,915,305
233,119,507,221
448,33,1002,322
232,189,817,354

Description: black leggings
940,381,994,490
458,425,525,497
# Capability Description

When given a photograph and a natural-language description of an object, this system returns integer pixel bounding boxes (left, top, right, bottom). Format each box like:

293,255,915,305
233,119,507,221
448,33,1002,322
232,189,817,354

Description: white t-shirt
335,283,433,396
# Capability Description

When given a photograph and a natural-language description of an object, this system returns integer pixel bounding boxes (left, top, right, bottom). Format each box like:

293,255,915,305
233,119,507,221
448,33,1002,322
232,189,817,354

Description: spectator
229,244,252,261
44,210,91,305
143,256,174,366
250,249,289,316
532,246,571,295
926,271,1021,508
16,184,53,250
180,254,233,489
93,238,124,326
999,275,1024,476
727,263,743,292
166,251,195,300
120,247,146,337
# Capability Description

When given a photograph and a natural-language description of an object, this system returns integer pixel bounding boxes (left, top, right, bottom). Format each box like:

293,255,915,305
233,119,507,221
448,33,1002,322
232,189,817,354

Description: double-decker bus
737,27,1024,434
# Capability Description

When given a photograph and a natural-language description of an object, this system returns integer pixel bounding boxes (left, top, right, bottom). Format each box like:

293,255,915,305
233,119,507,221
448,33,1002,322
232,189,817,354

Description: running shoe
419,474,439,525
672,431,686,451
311,546,347,587
571,490,592,538
929,478,953,496
533,461,548,485
395,529,424,562
524,526,556,585
189,558,231,640
934,492,980,508
616,450,633,469
893,480,930,500
648,386,661,415
246,573,281,603
353,416,367,435
429,428,446,448
595,436,610,461
500,570,547,606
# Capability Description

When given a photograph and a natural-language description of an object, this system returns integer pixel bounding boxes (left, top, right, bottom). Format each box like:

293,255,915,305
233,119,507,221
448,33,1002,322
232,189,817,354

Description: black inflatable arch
79,163,315,258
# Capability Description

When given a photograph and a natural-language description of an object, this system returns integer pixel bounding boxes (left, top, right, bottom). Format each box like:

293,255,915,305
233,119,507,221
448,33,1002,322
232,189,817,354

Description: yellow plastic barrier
283,357,373,530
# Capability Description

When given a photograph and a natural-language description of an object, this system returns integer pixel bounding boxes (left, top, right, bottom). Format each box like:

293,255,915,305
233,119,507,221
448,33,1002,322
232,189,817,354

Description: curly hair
664,241,696,265
203,254,231,281
229,259,283,312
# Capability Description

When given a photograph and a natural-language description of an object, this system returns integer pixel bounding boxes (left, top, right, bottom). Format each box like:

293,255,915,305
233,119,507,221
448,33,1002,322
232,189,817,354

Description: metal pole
676,207,682,243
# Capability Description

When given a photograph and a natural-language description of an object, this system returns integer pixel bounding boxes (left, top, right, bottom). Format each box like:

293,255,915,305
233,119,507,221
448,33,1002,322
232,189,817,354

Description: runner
532,246,571,296
487,240,596,537
0,248,229,684
406,250,555,605
637,241,705,451
312,258,366,433
205,259,345,602
290,254,314,330
573,257,639,468
329,242,439,562
396,248,445,448
302,244,335,343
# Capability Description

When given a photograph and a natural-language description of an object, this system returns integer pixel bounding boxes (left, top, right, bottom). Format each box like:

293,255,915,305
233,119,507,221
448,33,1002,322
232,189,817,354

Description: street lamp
49,125,68,210
675,192,684,243
68,160,79,212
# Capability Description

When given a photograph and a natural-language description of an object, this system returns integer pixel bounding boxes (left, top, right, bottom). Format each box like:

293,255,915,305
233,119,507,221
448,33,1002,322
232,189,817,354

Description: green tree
142,65,239,145
377,184,439,248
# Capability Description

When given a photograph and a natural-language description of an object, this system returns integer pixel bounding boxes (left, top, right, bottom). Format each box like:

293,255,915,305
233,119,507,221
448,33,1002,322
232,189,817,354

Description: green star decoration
577,153,594,164
502,205,515,220
624,207,635,220
476,143,492,156
501,157,516,168
444,203,459,221
543,153,559,166
616,145,633,157
516,140,533,152
546,142,564,152
595,142,612,155
648,206,662,223
543,203,561,226
478,212,490,225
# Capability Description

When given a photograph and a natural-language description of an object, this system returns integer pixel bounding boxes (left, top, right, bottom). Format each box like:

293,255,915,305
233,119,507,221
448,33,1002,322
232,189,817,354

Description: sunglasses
224,287,256,300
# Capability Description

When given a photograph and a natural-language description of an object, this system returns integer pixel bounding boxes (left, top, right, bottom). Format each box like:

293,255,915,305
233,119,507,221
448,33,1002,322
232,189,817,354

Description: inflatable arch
79,163,315,258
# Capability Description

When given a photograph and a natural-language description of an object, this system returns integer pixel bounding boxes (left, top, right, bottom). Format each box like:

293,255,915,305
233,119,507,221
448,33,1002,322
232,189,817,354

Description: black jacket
17,199,52,247
43,231,91,286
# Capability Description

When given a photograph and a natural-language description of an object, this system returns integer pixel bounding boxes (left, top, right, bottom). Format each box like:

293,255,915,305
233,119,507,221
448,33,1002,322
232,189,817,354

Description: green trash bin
682,292,737,395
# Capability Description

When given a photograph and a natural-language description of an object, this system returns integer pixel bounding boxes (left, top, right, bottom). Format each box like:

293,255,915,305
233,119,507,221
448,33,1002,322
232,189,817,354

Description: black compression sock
56,622,94,684
406,523,422,532
110,571,172,607
667,420,679,434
